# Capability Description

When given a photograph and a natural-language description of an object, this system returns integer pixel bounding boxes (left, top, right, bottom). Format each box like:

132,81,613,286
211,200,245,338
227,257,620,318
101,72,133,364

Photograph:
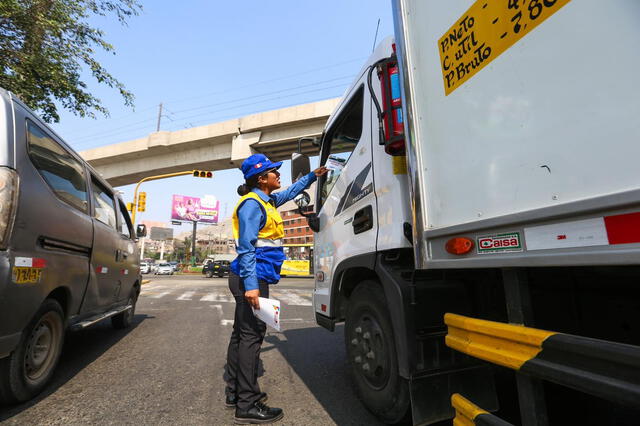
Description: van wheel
205,270,214,278
345,281,410,424
0,299,65,404
112,289,137,329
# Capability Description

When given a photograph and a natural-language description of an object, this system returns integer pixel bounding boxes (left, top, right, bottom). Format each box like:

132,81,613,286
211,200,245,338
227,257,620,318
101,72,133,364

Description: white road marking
142,287,312,306
211,304,223,315
271,289,312,306
200,293,217,302
177,291,195,301
221,319,234,326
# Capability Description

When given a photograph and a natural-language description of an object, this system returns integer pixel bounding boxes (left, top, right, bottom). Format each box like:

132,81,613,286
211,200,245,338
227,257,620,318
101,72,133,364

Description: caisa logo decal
478,233,521,251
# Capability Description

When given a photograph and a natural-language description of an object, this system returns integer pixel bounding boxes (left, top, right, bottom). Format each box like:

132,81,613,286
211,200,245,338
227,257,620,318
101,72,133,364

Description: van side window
91,179,116,228
27,121,88,213
318,86,364,208
117,200,132,238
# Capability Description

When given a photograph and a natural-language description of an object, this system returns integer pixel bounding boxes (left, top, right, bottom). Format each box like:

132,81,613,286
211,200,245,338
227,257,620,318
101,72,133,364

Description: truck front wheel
345,281,410,424
0,299,65,404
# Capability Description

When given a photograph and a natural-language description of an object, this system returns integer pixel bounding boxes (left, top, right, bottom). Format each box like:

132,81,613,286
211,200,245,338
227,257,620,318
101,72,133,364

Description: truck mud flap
409,363,497,425
445,313,640,408
451,393,514,426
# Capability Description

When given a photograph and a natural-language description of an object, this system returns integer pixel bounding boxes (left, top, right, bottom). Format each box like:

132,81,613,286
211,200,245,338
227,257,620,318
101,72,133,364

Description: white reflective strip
255,238,283,248
15,257,33,267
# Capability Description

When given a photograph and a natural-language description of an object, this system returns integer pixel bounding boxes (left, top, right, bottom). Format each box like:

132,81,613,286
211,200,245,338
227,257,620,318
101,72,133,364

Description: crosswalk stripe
271,290,312,306
200,293,217,302
177,291,195,301
141,288,312,306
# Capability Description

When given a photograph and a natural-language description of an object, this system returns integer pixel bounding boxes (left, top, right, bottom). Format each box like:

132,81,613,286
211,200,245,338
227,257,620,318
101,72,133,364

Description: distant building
278,182,315,246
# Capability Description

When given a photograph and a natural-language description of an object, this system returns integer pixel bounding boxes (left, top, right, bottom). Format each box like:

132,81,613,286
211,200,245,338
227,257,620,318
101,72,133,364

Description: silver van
0,88,146,404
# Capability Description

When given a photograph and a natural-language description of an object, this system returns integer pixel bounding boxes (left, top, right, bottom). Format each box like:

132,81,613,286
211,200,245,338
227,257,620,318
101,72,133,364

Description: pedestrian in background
224,153,327,424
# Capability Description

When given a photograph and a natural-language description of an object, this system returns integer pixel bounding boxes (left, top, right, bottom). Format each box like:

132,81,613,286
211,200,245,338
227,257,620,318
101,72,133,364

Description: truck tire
205,270,214,278
112,288,138,329
345,281,410,424
0,299,65,404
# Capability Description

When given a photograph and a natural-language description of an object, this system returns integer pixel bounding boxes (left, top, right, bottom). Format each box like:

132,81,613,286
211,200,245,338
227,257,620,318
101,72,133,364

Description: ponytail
237,184,250,196
237,174,261,196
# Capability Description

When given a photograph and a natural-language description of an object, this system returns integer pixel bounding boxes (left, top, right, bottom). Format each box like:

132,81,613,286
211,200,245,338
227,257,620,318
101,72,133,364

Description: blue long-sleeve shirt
233,172,316,291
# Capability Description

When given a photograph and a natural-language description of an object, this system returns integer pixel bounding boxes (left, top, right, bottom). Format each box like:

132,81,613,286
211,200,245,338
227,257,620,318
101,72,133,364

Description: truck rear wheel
205,270,214,278
345,281,410,424
0,299,65,404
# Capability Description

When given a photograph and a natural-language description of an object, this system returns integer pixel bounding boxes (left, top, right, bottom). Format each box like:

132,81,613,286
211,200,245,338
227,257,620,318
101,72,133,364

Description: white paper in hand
251,297,281,331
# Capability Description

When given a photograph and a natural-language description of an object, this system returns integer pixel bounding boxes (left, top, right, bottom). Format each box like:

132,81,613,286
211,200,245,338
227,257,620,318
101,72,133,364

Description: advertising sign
171,194,219,224
150,227,173,241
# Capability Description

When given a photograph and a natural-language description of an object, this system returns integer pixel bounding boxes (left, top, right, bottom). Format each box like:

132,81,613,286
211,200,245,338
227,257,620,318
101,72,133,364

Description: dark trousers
224,272,269,411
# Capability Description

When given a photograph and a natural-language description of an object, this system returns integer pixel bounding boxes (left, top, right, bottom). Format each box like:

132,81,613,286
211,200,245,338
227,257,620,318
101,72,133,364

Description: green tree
0,0,141,122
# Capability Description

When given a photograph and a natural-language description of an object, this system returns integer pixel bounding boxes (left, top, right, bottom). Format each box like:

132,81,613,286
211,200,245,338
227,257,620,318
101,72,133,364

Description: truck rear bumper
0,331,21,359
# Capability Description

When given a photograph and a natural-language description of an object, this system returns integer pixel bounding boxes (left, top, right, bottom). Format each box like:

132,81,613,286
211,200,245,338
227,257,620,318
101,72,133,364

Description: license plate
12,267,43,284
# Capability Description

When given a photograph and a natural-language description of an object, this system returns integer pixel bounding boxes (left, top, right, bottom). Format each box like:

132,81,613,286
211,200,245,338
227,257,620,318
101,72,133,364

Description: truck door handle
352,205,373,235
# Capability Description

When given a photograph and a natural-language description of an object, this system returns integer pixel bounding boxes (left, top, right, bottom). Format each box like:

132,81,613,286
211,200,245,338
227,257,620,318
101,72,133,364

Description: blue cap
241,154,282,180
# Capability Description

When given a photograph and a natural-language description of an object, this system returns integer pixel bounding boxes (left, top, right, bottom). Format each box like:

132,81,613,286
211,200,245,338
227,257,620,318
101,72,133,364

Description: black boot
234,401,283,424
225,392,268,408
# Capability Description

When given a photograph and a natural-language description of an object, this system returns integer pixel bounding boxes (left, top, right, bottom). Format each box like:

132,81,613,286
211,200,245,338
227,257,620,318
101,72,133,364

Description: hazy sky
51,0,394,232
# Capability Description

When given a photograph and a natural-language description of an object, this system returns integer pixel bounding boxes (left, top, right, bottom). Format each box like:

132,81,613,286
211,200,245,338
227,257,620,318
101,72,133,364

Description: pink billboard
171,194,219,223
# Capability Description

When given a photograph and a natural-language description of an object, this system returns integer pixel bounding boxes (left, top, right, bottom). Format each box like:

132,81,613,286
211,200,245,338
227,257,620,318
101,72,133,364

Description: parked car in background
202,260,230,278
0,87,146,404
155,263,173,275
140,262,151,274
168,261,179,272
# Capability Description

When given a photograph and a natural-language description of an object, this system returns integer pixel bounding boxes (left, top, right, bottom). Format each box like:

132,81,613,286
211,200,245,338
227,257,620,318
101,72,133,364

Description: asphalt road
0,275,384,425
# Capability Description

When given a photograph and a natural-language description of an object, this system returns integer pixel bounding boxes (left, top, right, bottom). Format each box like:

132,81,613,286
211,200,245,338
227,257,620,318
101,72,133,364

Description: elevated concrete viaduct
80,98,341,187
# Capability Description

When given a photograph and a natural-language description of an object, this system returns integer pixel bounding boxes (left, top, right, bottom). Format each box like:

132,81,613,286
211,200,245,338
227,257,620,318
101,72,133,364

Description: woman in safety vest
224,153,327,424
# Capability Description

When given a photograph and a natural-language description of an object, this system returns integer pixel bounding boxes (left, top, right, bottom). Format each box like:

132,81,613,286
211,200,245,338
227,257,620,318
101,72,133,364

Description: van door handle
115,249,122,262
352,205,373,235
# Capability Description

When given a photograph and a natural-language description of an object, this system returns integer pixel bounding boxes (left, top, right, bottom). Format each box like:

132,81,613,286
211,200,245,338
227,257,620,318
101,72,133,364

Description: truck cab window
318,86,364,208
91,179,116,228
27,121,88,213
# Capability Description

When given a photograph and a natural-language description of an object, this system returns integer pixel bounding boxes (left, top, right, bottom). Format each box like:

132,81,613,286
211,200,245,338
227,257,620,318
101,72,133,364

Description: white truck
291,1,640,425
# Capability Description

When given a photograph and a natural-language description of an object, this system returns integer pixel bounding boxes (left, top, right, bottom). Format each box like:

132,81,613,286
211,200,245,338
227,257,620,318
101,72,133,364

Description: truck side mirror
294,191,311,208
136,224,147,238
291,152,310,182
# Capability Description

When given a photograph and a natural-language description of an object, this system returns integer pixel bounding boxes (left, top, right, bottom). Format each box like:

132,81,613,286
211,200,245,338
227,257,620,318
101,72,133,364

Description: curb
142,279,151,285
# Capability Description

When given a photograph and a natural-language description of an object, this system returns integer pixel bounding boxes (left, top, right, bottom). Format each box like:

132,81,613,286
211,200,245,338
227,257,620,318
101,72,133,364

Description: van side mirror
291,152,310,182
136,224,147,238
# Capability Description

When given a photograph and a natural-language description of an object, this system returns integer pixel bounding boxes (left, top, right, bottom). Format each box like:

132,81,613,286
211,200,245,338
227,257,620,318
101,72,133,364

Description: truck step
451,393,513,426
70,304,132,331
445,313,640,408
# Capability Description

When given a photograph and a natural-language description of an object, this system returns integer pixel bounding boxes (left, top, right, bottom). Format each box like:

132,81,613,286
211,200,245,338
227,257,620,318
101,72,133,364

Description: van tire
112,289,137,329
345,281,410,424
0,299,65,404
205,270,214,278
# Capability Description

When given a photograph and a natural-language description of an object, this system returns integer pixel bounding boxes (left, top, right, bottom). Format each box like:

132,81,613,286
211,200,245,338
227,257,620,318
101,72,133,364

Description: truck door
85,177,121,310
115,198,138,302
314,85,376,315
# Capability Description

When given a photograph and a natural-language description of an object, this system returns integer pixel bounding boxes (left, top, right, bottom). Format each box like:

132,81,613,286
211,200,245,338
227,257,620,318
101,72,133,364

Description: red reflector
321,304,327,312
445,237,474,255
604,212,640,245
207,172,213,178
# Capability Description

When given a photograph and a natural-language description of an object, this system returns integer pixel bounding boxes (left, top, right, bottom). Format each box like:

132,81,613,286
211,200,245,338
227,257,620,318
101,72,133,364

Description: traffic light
192,170,213,178
126,202,134,213
137,192,146,212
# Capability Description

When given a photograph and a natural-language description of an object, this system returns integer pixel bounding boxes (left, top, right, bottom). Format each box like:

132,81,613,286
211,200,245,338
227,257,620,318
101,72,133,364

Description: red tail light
378,56,405,156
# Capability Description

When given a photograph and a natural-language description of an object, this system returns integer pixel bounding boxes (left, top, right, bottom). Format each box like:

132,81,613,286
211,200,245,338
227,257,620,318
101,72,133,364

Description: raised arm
272,167,328,207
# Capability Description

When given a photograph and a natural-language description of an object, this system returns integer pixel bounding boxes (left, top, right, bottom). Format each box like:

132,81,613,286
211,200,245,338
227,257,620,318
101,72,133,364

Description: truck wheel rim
350,313,390,390
24,312,62,382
